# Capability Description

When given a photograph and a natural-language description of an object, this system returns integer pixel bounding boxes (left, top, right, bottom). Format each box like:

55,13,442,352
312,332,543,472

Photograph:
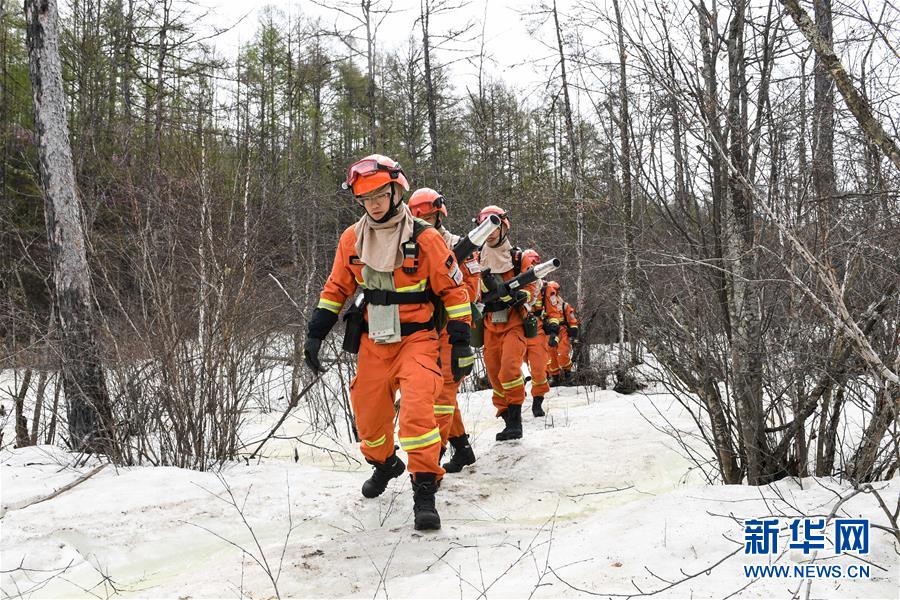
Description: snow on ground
2,379,898,599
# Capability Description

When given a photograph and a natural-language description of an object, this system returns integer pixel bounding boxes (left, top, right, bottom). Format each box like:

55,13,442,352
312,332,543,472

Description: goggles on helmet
342,158,405,191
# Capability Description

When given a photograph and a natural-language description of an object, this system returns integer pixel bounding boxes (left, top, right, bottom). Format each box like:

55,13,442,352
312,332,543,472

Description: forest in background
2,0,898,486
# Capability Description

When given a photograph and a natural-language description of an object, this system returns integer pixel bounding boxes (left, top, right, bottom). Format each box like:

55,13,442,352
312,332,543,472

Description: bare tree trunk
363,0,377,149
847,386,897,481
30,369,49,445
697,1,732,342
420,0,440,182
46,374,61,444
812,0,835,221
25,0,117,457
14,369,33,447
781,0,900,170
611,0,635,372
726,0,771,484
154,0,170,167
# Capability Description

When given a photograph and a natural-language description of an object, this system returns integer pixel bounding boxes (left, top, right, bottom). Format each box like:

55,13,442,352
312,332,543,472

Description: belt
363,289,429,305
362,318,435,337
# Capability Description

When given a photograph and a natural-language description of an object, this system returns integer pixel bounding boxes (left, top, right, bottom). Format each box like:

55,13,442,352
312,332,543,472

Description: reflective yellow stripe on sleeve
399,427,441,451
445,303,472,319
318,298,343,314
457,355,475,367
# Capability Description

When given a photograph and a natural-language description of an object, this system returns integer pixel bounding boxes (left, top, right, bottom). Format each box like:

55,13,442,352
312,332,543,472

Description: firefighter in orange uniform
303,155,474,531
408,188,478,474
546,283,579,385
523,261,551,417
476,206,540,441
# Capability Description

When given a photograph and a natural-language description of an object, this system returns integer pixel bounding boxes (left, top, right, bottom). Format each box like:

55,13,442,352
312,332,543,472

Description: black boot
411,473,441,530
550,374,561,387
361,453,405,498
531,396,545,417
496,404,523,441
442,434,476,473
562,370,574,386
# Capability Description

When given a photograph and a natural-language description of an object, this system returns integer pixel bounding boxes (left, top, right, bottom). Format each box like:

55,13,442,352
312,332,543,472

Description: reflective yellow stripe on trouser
501,375,525,390
434,404,455,416
363,434,386,448
399,427,441,451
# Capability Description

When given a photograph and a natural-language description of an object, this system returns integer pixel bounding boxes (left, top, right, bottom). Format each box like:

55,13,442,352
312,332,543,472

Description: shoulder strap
403,219,433,274
510,247,523,275
411,218,432,241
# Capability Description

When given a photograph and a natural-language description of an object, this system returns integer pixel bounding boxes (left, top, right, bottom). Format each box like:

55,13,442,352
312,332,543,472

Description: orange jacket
458,250,482,303
542,282,564,326
562,299,579,328
316,224,472,327
482,248,540,333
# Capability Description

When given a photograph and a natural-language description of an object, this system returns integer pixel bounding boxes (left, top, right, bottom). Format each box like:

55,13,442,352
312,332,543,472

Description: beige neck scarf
479,236,514,274
438,226,460,250
354,203,415,272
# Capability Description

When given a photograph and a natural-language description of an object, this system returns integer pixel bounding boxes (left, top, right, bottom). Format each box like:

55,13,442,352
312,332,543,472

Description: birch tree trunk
25,0,117,457
611,0,635,372
420,0,440,183
725,0,771,484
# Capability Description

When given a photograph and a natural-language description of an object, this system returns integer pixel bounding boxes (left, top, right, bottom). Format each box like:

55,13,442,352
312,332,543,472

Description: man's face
486,223,507,245
420,212,439,226
358,185,392,220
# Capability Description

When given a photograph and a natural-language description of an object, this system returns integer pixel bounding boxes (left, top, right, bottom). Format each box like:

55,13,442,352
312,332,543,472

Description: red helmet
408,188,447,218
343,154,410,197
477,205,510,228
522,248,541,264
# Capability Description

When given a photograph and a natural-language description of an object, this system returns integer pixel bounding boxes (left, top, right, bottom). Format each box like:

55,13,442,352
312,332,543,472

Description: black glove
304,337,324,374
508,289,529,308
541,319,552,335
447,320,474,382
568,326,579,340
451,343,475,382
546,321,560,341
548,334,559,347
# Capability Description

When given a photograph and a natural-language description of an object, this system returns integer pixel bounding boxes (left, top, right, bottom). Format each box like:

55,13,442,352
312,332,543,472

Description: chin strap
372,184,402,223
490,225,509,247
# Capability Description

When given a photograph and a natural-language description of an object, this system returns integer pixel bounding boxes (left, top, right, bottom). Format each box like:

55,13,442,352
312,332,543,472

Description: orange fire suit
525,283,551,397
315,224,472,478
548,298,579,376
436,249,481,446
482,251,540,416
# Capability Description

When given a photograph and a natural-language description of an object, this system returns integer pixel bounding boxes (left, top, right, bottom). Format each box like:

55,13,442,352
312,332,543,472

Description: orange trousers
548,328,573,375
525,332,551,397
483,325,527,416
351,329,444,477
436,330,468,446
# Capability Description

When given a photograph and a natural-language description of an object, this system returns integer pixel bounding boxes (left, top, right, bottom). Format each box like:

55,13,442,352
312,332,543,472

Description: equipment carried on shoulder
452,214,501,262
479,258,561,308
